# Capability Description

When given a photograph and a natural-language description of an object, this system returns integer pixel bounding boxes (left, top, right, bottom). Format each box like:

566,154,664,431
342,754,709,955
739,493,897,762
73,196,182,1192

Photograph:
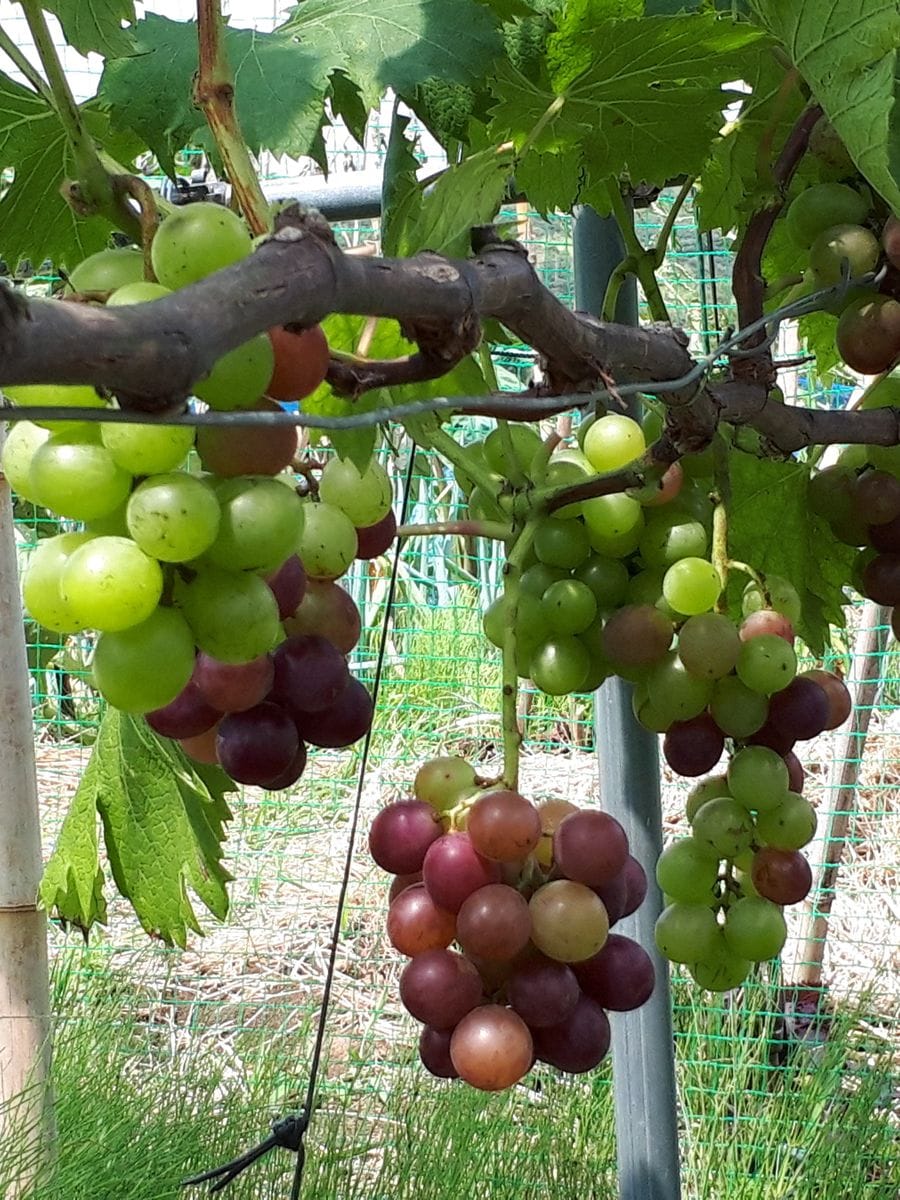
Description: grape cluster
369,757,653,1091
4,206,400,790
780,183,900,375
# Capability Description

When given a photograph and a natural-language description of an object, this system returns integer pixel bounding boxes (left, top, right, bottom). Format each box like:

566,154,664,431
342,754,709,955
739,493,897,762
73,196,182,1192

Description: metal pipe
573,203,682,1200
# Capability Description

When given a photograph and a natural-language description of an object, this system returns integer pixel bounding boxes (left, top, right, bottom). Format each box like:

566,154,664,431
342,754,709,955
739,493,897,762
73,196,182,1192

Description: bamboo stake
0,429,54,1199
794,600,889,989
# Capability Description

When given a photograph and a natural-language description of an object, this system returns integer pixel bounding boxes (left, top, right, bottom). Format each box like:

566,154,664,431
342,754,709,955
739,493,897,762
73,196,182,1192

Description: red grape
746,719,796,756
387,884,456,956
356,510,397,559
799,670,852,730
399,948,482,1028
663,714,724,776
751,847,813,904
467,790,542,862
419,1025,458,1079
266,554,307,619
861,553,900,605
766,676,830,741
783,751,805,794
532,995,611,1073
272,634,350,715
146,678,220,739
449,1005,533,1091
179,723,220,765
601,604,673,667
422,833,502,914
368,800,442,875
620,855,648,917
574,934,655,1011
264,741,308,790
194,652,274,714
389,871,422,903
739,609,794,644
196,397,298,477
267,324,330,401
216,701,300,786
553,810,629,888
869,512,900,553
294,677,373,748
456,884,532,961
507,956,580,1028
282,579,362,654
592,871,628,924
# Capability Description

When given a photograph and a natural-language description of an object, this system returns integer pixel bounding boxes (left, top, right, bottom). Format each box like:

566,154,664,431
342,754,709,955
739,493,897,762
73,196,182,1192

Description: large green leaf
41,709,235,946
0,73,118,270
752,0,900,213
725,454,856,654
489,12,767,189
99,14,330,176
281,0,504,110
42,0,136,59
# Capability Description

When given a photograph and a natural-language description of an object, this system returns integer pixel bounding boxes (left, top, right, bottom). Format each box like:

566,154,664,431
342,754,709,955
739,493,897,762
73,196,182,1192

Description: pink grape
369,800,442,875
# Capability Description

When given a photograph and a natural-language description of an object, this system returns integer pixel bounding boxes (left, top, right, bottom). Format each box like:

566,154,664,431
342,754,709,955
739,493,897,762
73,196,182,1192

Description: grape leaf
99,15,330,176
489,13,767,188
724,454,856,654
751,0,900,213
0,74,120,270
42,0,136,59
41,709,235,946
513,145,586,215
281,0,504,111
798,309,842,380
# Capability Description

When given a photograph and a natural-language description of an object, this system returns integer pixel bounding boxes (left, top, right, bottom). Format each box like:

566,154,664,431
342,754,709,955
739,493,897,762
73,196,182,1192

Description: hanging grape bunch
4,204,399,792
369,756,653,1091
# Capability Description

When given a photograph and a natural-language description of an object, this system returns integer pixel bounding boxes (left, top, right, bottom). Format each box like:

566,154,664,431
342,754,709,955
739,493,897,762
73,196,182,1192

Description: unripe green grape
727,746,789,814
639,511,707,568
92,607,195,713
641,407,664,444
127,474,221,563
809,223,880,287
204,475,303,573
297,501,358,580
784,182,869,247
709,675,769,739
174,566,280,663
573,554,629,610
1,422,50,503
685,775,730,823
483,424,543,478
691,796,756,860
100,421,195,475
543,458,587,519
67,246,144,293
60,536,163,632
529,637,590,695
632,683,670,733
22,532,94,633
755,791,817,850
581,493,644,546
736,633,797,694
723,897,787,961
662,557,721,615
4,383,104,432
647,653,712,724
677,612,740,680
29,429,133,522
482,591,543,648
319,456,392,527
520,563,567,598
533,516,591,568
540,579,597,635
688,942,750,992
468,483,505,521
106,281,171,305
741,574,802,626
585,516,644,559
583,413,646,473
151,202,252,289
656,839,720,904
194,333,275,411
655,903,721,963
414,756,477,813
85,504,130,538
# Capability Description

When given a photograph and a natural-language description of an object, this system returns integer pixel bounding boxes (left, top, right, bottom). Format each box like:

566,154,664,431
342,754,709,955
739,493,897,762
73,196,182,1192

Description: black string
182,445,418,1198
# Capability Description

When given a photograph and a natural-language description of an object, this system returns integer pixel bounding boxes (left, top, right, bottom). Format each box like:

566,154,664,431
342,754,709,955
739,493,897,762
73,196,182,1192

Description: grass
2,955,895,1200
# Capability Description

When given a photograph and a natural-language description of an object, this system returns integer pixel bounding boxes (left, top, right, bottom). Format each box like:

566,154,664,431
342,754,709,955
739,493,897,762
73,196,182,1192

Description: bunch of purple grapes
368,756,654,1091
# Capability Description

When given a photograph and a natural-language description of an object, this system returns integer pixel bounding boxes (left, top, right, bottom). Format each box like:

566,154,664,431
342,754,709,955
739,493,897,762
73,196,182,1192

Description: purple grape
593,872,628,924
620,856,648,917
783,751,805,793
266,554,307,619
766,676,830,742
264,741,308,790
869,513,900,553
419,1025,459,1078
146,679,219,739
368,800,442,875
507,956,580,1028
746,719,796,755
554,810,629,887
293,677,374,748
356,510,397,560
399,949,482,1028
663,715,724,776
422,833,502,914
216,701,300,786
272,634,350,715
194,652,274,713
574,934,655,1012
861,553,900,605
532,995,611,1073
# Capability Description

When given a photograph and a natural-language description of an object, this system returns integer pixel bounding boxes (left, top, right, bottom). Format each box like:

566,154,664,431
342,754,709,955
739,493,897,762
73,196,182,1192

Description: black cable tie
181,1110,308,1194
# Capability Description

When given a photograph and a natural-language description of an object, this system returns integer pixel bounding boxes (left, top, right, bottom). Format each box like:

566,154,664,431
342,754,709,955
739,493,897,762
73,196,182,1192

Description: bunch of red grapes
368,757,654,1092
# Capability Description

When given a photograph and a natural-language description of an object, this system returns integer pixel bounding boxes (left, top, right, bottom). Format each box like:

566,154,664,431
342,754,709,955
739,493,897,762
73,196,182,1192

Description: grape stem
606,182,671,324
725,559,770,605
496,419,527,487
109,176,160,281
499,522,538,789
0,23,52,102
396,520,512,542
712,502,730,613
419,424,502,501
194,0,270,236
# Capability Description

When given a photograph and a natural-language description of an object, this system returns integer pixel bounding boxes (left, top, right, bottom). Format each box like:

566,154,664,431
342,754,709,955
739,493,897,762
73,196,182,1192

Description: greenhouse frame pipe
573,203,682,1200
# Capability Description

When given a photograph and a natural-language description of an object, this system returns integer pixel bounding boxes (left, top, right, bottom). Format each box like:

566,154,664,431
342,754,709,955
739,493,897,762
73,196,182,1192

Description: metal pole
573,203,682,1200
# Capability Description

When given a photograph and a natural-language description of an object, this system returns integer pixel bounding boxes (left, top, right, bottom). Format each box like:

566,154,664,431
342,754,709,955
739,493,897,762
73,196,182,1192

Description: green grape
688,941,750,992
583,413,646,472
482,591,543,649
483,424,543,478
722,897,787,961
319,456,392,527
151,202,252,289
127,474,221,563
100,421,195,475
194,333,275,411
468,484,506,521
22,532,94,633
626,567,676,617
453,441,490,496
573,555,629,610
639,510,707,569
586,519,644,559
755,792,817,850
581,494,644,549
29,429,133,522
662,557,721,616
655,839,720,904
727,747,790,815
784,182,869,247
205,476,303,573
92,606,195,713
60,536,163,632
174,566,280,663
710,676,769,739
67,246,144,293
4,383,103,432
576,412,597,449
106,281,171,305
520,563,567,598
1,422,50,503
809,223,880,288
647,653,712,724
691,797,756,860
859,373,900,411
677,612,740,680
654,903,721,964
414,756,477,812
741,575,802,625
297,501,358,579
85,504,130,538
641,407,664,444
632,683,670,733
530,637,591,695
685,775,730,823
733,867,759,899
543,458,587,519
736,633,797,694
533,516,591,568
541,579,597,635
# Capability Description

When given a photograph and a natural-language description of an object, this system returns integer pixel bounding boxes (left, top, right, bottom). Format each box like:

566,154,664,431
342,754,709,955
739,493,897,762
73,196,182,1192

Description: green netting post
573,203,682,1200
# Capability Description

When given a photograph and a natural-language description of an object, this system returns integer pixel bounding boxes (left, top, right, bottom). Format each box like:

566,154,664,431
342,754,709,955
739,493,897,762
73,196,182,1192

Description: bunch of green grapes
367,756,653,1090
4,203,400,790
